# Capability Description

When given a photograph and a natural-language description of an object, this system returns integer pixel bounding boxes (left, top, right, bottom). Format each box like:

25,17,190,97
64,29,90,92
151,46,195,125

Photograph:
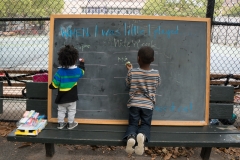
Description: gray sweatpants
58,101,76,123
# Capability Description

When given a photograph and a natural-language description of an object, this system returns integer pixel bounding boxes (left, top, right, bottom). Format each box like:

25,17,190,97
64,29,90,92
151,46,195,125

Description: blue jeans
123,107,153,142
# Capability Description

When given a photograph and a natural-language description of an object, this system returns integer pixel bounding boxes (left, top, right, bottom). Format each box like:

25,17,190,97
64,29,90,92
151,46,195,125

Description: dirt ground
0,122,240,160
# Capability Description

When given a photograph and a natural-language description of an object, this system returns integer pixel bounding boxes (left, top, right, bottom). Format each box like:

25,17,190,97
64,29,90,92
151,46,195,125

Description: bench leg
45,143,55,157
200,147,212,160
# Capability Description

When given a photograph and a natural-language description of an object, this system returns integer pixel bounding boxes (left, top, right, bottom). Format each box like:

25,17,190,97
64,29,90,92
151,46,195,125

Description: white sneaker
126,138,135,154
135,133,145,155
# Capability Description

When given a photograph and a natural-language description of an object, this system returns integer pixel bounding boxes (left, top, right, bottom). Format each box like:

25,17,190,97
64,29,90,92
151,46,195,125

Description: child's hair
138,46,154,64
58,45,79,68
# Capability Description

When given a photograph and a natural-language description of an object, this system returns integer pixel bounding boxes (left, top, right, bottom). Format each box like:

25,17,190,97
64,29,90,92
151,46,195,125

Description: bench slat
26,99,47,115
7,125,240,148
45,123,240,134
26,82,47,99
211,74,240,79
211,81,240,86
3,83,26,87
0,70,39,74
209,103,233,119
210,86,234,102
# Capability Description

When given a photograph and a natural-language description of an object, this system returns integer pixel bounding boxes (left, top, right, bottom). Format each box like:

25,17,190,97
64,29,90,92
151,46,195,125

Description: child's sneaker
125,135,136,154
135,133,145,155
57,122,67,129
67,121,78,129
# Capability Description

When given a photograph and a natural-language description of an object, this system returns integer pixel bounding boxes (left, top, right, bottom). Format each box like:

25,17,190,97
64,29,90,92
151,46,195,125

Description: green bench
5,82,240,160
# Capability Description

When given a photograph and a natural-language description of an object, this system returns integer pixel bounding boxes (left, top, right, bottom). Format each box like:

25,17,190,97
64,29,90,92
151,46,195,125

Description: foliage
141,0,225,18
224,4,240,16
0,0,64,18
30,0,64,17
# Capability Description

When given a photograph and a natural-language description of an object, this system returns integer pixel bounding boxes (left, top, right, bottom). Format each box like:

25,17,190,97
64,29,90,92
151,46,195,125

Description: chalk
79,58,82,61
125,61,131,65
27,110,35,118
23,111,29,117
19,117,29,123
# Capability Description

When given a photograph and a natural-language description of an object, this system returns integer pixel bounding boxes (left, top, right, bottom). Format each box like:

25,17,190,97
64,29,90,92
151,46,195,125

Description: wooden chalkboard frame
48,15,210,126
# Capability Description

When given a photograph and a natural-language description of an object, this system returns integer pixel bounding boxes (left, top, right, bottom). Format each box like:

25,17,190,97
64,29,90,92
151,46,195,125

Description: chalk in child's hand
79,58,82,61
125,61,131,65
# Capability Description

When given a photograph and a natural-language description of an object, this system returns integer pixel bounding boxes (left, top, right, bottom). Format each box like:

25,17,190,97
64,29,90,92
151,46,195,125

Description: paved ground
0,136,233,160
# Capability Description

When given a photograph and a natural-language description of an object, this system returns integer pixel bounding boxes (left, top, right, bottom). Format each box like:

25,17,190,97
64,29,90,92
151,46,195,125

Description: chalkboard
48,15,210,126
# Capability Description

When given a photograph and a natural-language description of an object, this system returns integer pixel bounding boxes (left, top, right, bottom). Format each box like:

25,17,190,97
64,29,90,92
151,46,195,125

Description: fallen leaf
172,155,177,159
18,142,32,148
189,148,194,155
91,145,99,150
164,153,172,160
74,145,82,150
145,149,153,155
108,146,116,150
173,148,179,155
151,154,157,158
0,122,16,137
66,145,74,150
162,148,168,154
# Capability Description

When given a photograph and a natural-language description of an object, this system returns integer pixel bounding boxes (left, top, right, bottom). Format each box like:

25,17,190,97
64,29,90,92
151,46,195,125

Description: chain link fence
0,0,239,125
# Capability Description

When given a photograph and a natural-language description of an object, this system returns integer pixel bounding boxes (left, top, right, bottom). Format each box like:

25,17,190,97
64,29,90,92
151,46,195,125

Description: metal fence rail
0,0,240,125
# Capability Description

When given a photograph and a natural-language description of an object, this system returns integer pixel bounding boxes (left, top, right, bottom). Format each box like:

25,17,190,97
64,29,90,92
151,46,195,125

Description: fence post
206,0,215,42
206,0,215,24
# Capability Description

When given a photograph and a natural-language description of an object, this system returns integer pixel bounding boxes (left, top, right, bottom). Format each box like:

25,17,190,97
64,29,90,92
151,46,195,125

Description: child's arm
156,74,161,88
49,72,60,89
125,71,132,89
78,58,85,71
125,61,132,89
49,83,56,89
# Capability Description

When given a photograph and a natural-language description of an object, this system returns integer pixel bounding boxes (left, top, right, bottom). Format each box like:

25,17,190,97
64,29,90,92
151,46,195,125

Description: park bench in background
210,74,240,92
0,70,47,98
4,82,240,160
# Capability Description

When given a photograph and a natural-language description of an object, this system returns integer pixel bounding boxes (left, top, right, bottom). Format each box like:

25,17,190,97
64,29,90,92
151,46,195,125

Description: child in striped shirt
124,46,161,155
49,45,85,130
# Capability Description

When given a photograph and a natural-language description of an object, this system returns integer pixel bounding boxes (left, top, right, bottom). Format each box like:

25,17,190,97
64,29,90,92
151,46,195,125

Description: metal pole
206,0,215,28
206,0,215,42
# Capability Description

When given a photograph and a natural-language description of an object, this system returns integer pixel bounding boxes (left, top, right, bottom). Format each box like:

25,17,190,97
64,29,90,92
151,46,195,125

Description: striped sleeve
156,74,161,88
125,69,132,88
51,72,61,88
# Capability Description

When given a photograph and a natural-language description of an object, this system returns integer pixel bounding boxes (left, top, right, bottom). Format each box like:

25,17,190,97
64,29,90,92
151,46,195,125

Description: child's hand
79,58,84,62
125,61,132,70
